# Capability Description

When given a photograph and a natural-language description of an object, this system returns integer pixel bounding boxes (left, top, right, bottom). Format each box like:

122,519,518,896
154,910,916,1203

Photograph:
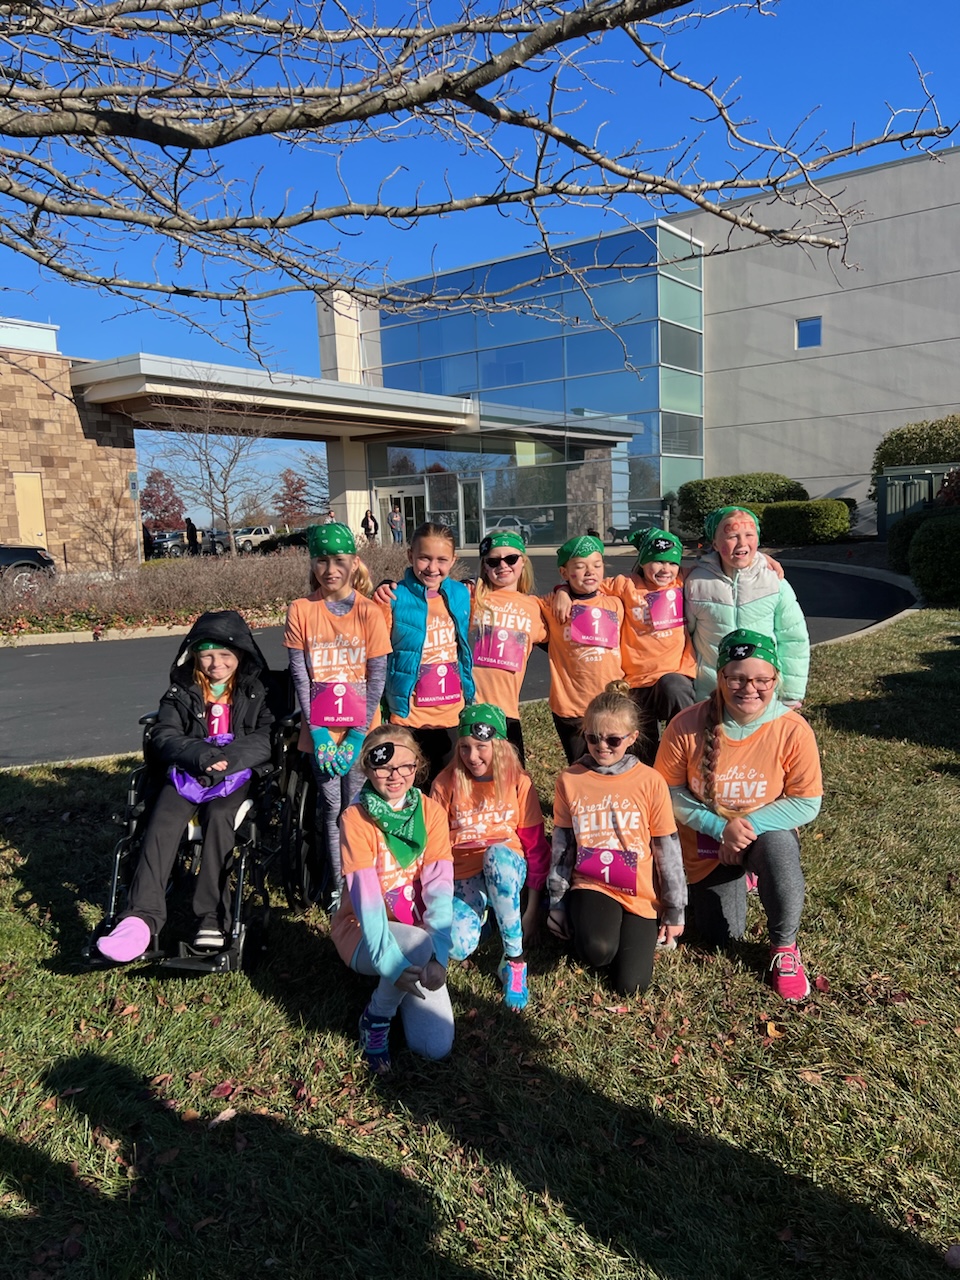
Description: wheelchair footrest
160,931,245,974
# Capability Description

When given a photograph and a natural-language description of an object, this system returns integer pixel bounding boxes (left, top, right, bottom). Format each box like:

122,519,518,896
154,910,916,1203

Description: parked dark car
0,544,56,589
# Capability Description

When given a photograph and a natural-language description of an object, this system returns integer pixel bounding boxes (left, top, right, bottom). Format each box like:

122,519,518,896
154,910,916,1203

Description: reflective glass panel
379,324,419,365
479,338,562,389
476,303,563,348
381,363,422,393
418,311,477,358
662,456,703,493
796,316,822,348
564,323,657,377
661,412,703,456
565,370,658,416
659,277,702,330
563,276,658,326
422,353,478,395
658,226,703,285
660,322,703,371
660,369,703,415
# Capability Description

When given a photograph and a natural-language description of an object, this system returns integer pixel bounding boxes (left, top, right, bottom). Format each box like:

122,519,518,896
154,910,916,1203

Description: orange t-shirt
601,573,696,688
431,763,545,879
378,591,466,730
331,792,452,964
538,593,625,719
470,588,547,720
553,761,676,917
655,703,823,884
284,593,392,750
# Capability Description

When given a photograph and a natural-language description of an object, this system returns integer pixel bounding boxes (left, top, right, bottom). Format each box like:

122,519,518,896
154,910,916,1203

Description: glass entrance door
376,485,425,546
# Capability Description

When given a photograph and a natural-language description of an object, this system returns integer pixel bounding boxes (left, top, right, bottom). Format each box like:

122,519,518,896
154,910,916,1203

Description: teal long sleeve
669,785,820,839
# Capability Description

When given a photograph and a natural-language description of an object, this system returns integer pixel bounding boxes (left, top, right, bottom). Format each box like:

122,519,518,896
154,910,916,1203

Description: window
796,316,822,349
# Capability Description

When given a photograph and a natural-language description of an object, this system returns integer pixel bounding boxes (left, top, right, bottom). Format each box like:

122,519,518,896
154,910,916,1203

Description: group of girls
96,506,822,1081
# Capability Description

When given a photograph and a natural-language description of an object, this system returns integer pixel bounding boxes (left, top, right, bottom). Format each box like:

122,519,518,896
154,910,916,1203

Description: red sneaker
768,944,810,1002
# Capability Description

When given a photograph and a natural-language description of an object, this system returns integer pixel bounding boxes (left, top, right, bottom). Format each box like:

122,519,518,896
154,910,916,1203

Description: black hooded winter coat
145,610,274,779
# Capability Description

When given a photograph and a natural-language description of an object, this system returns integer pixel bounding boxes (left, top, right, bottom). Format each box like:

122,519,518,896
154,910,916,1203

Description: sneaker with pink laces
768,944,810,1002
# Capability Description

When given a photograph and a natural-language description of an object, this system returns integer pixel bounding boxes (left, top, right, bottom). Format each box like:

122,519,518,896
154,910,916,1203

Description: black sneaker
358,1003,393,1074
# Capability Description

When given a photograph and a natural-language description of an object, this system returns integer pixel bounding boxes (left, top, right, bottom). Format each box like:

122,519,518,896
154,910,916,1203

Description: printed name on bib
310,680,366,727
569,603,618,649
646,588,683,632
473,626,526,672
415,662,462,707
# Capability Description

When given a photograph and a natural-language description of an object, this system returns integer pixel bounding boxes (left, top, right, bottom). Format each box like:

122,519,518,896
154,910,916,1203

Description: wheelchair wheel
279,764,328,910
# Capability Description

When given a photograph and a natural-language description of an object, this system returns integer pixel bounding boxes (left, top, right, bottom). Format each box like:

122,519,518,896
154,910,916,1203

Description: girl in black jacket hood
96,611,274,962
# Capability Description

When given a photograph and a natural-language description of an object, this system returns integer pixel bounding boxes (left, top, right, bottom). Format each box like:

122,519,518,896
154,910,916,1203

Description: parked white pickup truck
233,525,276,552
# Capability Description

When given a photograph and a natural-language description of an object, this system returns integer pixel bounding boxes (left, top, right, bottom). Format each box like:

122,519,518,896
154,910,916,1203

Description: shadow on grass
814,637,960,766
1,1053,486,1280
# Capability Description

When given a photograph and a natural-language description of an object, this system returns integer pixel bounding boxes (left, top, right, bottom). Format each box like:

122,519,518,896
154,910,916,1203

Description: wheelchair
276,709,335,913
83,710,290,974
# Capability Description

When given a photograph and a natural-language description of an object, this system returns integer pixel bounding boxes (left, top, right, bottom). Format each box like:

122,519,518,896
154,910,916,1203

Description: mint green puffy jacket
683,552,810,703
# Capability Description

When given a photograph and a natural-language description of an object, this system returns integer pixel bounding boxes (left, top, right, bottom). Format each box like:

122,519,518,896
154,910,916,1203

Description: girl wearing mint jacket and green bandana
684,507,810,706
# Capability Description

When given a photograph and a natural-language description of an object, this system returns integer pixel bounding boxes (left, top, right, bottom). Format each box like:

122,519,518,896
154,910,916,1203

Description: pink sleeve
518,824,550,890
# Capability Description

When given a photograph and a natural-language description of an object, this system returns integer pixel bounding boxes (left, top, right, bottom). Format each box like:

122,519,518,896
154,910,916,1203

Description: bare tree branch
0,0,951,345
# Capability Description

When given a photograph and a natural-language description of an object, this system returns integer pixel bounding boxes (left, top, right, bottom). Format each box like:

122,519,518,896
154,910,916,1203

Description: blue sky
3,0,958,378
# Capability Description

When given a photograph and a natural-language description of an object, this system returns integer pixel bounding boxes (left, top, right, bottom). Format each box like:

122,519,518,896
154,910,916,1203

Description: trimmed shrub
887,510,930,574
909,512,960,603
869,415,960,497
678,473,809,531
757,500,850,545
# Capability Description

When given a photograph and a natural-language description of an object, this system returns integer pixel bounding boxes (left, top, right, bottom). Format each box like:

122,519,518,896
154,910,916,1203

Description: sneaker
768,944,810,1002
193,927,226,951
744,872,759,895
497,955,529,1011
95,915,151,963
358,1004,393,1075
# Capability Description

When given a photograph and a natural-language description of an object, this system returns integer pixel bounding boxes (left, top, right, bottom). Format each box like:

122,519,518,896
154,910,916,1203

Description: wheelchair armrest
280,710,302,730
139,712,160,727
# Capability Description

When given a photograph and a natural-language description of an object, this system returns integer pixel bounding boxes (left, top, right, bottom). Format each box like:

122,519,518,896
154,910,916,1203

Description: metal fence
875,464,960,537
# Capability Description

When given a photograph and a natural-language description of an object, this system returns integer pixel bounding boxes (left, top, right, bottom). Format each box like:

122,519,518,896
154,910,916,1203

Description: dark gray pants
686,828,805,948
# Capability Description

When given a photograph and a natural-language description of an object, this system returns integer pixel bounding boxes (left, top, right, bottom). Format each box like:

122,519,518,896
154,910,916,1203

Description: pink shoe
768,944,810,1002
744,872,759,894
96,916,151,963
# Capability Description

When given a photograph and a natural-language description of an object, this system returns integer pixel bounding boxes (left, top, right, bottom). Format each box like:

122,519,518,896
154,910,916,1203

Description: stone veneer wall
0,348,138,572
564,447,614,537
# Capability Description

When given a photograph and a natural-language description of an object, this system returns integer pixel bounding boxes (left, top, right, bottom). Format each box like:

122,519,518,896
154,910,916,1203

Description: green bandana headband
192,640,221,653
704,506,760,543
360,780,426,870
479,530,525,557
717,629,780,672
307,522,356,558
458,703,508,741
557,534,604,567
631,526,683,567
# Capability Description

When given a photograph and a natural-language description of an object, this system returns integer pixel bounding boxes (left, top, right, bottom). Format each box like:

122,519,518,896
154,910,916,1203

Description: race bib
207,702,231,736
575,845,638,894
385,880,426,926
415,662,462,707
646,588,683,632
696,832,721,860
473,626,526,673
570,603,618,649
310,680,365,727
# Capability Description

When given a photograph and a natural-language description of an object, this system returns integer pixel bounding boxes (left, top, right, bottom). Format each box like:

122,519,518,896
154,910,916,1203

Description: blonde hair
474,554,535,620
453,735,522,809
410,521,456,554
583,679,645,743
309,554,373,598
360,724,427,785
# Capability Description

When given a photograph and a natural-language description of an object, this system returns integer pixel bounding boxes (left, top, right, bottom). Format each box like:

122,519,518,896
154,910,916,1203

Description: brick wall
0,348,138,572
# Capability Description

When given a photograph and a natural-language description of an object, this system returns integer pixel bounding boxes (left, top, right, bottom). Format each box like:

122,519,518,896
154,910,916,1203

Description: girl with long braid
654,629,822,1001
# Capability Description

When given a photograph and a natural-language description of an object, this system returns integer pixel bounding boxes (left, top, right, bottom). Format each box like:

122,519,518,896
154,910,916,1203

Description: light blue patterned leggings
451,843,527,961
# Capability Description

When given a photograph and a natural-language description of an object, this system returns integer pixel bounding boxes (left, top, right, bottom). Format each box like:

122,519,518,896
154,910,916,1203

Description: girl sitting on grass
332,726,454,1074
431,704,550,1011
548,681,686,996
654,629,822,1001
284,522,391,912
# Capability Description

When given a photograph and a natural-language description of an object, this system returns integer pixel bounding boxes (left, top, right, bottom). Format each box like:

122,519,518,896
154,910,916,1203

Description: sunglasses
484,553,522,569
585,732,631,748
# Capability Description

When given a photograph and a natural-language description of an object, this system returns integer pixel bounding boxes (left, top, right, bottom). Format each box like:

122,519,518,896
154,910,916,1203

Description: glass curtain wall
368,222,703,538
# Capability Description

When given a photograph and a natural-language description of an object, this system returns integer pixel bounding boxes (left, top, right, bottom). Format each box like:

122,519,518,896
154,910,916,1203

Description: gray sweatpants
351,922,455,1061
687,828,805,948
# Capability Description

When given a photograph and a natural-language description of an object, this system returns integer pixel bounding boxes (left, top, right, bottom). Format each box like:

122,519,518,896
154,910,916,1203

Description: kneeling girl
548,682,686,995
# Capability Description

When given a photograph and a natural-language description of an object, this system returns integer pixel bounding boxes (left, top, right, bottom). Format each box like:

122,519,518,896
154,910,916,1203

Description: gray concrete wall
665,148,960,501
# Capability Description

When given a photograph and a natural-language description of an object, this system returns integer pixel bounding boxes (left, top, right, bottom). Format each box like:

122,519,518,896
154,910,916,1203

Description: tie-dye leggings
451,843,526,961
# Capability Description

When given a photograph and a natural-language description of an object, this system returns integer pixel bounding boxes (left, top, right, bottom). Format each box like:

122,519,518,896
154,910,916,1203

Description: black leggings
410,725,458,788
552,713,585,766
506,717,526,766
569,888,659,995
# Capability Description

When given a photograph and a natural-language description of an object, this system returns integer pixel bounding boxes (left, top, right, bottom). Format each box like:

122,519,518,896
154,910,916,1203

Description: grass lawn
2,609,960,1279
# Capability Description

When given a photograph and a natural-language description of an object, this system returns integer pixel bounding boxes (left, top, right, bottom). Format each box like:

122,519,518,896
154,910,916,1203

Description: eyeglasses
371,763,417,780
484,553,522,569
722,675,777,691
585,732,631,748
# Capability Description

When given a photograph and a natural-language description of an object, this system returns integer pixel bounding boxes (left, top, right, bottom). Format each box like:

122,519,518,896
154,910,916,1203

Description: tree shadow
813,636,960,769
1,1052,486,1280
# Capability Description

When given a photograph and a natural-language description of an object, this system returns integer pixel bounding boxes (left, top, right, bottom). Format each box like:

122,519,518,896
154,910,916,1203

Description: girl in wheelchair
95,610,274,963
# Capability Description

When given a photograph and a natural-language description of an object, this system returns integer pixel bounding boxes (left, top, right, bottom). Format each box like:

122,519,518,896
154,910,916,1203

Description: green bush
909,511,960,603
757,500,850,545
678,473,809,531
869,415,960,497
887,510,930,574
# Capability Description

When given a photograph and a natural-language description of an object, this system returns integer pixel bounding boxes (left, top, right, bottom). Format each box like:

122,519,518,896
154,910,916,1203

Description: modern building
3,146,959,567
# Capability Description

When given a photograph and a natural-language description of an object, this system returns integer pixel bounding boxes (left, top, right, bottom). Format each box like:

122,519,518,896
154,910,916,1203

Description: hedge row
909,512,960,604
730,500,850,545
677,473,809,530
871,415,960,476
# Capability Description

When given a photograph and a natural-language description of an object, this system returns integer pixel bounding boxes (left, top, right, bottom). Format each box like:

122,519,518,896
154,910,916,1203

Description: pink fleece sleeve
517,824,550,891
